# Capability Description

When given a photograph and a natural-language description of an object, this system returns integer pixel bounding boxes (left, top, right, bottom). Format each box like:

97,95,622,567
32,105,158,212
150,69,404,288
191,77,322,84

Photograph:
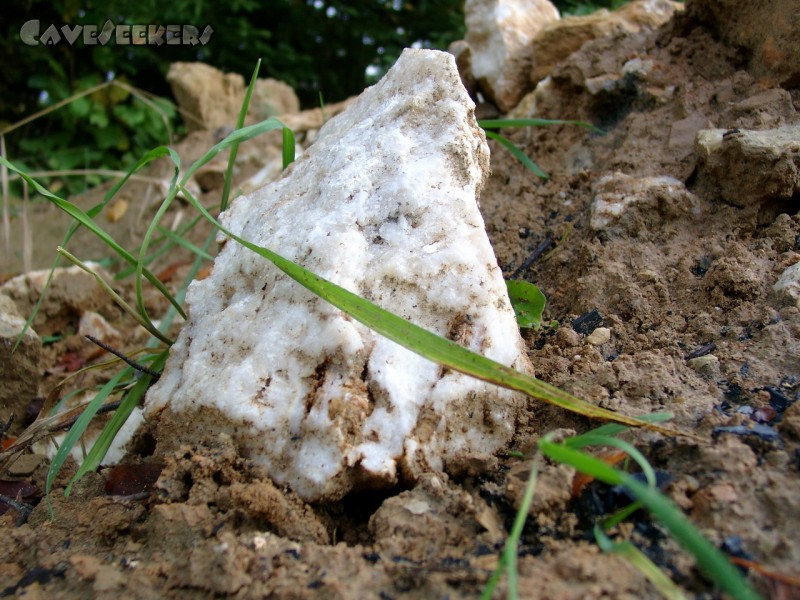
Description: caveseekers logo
20,20,214,46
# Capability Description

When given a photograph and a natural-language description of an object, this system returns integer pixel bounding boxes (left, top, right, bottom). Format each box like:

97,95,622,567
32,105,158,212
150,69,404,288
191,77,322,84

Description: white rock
465,0,560,112
774,262,800,309
78,311,121,347
145,49,531,502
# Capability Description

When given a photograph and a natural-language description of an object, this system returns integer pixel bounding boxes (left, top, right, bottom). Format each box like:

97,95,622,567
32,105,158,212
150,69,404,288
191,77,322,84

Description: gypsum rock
145,49,531,502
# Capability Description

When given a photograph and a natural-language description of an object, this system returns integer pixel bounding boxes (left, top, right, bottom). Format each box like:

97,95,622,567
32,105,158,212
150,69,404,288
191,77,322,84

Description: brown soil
2,10,799,600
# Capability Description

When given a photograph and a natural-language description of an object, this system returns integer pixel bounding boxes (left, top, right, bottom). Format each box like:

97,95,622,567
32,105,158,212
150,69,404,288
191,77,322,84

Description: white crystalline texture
145,49,531,502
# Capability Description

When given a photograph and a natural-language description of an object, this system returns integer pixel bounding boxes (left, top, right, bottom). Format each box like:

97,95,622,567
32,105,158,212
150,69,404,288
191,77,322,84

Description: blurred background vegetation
0,0,628,195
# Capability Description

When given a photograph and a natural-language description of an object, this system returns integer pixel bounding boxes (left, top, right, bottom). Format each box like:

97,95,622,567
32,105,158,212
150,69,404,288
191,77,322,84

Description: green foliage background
0,0,626,193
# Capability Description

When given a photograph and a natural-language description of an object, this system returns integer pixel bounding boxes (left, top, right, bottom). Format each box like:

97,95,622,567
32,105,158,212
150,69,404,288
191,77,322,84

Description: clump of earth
1,3,799,599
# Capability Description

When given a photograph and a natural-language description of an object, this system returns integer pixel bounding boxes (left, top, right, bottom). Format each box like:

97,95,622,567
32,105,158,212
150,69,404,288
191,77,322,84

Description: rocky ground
1,1,799,598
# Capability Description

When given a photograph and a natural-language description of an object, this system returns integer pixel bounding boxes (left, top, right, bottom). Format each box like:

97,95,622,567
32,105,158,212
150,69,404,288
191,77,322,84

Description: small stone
5,453,44,477
637,269,659,283
687,354,719,374
78,311,121,347
590,172,695,232
248,78,300,120
586,327,611,345
0,264,115,329
773,262,800,309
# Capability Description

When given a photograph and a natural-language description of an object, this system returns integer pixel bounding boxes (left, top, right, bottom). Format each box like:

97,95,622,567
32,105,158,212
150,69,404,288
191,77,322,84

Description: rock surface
167,62,245,132
589,172,698,233
0,294,41,432
0,264,116,331
146,49,530,502
249,78,300,120
529,0,681,86
465,0,560,112
694,125,800,208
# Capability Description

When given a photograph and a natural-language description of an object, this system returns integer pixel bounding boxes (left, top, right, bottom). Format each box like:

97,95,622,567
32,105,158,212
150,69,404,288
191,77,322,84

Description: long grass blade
594,525,689,600
221,59,261,212
561,434,657,489
66,350,167,493
45,367,132,515
155,225,214,261
483,130,550,180
0,154,186,321
539,438,762,600
282,127,296,170
479,118,604,134
57,247,172,344
181,187,681,435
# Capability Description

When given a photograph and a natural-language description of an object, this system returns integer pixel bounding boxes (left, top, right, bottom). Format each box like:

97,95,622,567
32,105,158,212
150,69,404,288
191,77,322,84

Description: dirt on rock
2,6,800,600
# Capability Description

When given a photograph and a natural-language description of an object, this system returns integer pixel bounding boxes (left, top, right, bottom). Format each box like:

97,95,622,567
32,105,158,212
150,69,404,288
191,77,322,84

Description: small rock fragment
146,49,531,502
773,262,800,309
0,264,116,329
590,172,698,233
694,126,800,208
585,327,611,346
687,354,719,376
78,311,121,347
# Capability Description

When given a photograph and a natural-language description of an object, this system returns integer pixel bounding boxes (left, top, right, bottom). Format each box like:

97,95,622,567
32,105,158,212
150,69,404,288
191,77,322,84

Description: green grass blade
0,155,186,321
480,460,539,600
479,118,604,135
9,146,179,350
57,247,173,345
181,189,677,434
66,350,168,491
561,434,657,489
483,130,550,180
221,59,261,212
539,438,762,600
179,119,288,185
45,367,132,511
282,127,296,170
155,225,214,261
504,460,538,600
594,525,689,600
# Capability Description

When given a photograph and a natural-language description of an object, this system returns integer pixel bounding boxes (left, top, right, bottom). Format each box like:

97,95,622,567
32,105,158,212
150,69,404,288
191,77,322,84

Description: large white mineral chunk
145,49,531,501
